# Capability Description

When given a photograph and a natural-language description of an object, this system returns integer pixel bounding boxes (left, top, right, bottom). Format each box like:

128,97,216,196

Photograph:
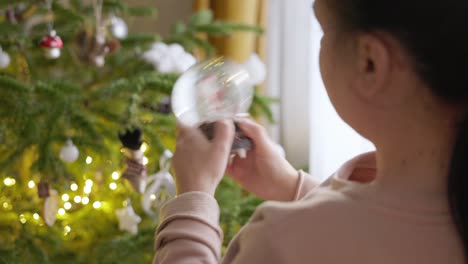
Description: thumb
235,118,267,143
212,119,235,149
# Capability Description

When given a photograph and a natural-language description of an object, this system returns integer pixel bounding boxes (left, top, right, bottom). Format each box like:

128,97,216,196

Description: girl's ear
353,33,392,102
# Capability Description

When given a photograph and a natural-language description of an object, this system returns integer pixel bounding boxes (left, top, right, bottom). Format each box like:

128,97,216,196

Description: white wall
127,0,194,37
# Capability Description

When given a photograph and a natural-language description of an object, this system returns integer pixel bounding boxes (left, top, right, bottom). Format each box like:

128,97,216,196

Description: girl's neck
373,116,457,199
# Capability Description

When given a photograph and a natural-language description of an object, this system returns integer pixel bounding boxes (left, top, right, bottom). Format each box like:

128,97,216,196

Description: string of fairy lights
1,142,155,237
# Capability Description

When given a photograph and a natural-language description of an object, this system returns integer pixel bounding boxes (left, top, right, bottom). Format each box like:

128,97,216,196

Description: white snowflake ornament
116,203,141,235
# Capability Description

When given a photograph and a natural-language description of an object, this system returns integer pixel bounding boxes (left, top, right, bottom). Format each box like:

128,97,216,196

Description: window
267,0,375,180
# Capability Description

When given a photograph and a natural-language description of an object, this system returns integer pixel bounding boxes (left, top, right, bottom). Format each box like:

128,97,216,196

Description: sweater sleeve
153,192,223,264
221,204,284,264
293,170,320,201
153,171,319,263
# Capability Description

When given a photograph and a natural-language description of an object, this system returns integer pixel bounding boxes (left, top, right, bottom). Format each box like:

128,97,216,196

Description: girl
154,0,467,263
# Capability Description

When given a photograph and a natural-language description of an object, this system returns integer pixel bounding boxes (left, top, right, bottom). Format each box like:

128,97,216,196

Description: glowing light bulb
85,179,93,186
58,208,66,216
19,214,26,224
109,182,117,190
140,142,148,152
4,177,15,186
150,194,156,201
86,156,93,164
70,183,78,191
62,194,70,202
28,180,35,189
84,186,92,194
64,225,71,233
111,171,120,180
33,213,40,220
93,201,101,209
73,196,81,203
64,202,72,210
81,197,89,205
142,156,149,165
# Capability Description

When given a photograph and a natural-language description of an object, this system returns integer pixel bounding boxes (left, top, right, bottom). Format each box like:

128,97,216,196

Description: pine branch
0,144,29,173
0,75,30,93
53,1,85,24
252,93,277,122
189,9,213,26
70,111,103,145
88,103,126,123
140,72,179,94
119,33,161,48
0,0,19,9
69,0,85,11
191,36,215,56
0,23,22,41
194,21,264,35
103,0,125,13
141,127,166,154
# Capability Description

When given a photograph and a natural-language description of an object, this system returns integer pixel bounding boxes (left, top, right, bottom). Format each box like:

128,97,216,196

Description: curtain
193,0,265,63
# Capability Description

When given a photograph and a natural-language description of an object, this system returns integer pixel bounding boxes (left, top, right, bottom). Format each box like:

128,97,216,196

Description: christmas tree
0,0,271,262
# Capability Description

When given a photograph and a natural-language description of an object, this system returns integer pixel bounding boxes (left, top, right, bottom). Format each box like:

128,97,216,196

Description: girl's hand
227,118,299,201
172,120,235,196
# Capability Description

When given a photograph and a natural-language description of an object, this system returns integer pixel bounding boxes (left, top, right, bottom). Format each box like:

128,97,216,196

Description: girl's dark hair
325,0,468,260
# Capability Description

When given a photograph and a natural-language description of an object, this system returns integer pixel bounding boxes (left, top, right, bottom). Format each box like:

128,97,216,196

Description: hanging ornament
90,39,120,67
157,96,172,114
60,139,79,163
118,128,147,193
5,9,20,24
78,0,120,67
43,189,59,226
39,30,63,59
39,0,62,59
0,47,11,69
37,181,50,198
142,150,176,216
118,128,144,151
109,16,128,39
116,202,141,235
122,157,147,193
76,30,120,67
